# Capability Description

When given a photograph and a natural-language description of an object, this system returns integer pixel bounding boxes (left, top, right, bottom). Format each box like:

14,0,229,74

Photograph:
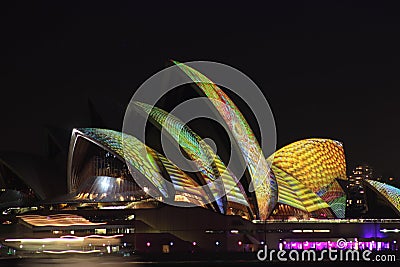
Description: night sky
3,1,400,178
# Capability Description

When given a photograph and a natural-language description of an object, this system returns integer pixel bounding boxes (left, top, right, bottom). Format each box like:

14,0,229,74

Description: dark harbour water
0,256,398,267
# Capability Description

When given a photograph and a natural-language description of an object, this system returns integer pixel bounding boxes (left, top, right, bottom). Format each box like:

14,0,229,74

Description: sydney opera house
1,61,399,256
66,61,349,222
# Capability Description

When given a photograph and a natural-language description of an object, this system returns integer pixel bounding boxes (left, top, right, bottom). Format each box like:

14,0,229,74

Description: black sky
2,1,400,177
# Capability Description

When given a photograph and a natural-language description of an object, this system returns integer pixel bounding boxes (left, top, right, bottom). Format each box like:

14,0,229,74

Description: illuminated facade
365,179,400,216
146,148,212,209
134,102,253,218
271,166,330,213
68,128,213,209
64,64,351,221
269,139,347,218
173,61,278,220
67,128,349,220
3,63,400,258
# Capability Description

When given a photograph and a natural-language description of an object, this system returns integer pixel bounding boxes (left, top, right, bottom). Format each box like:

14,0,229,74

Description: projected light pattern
147,148,210,208
318,180,346,202
75,128,217,209
317,180,345,202
134,103,225,213
135,102,251,212
272,167,304,211
272,166,330,212
213,156,250,208
65,63,353,220
318,179,346,218
76,128,170,199
269,139,347,218
270,139,346,192
135,102,217,179
365,180,400,214
327,195,346,219
173,61,277,220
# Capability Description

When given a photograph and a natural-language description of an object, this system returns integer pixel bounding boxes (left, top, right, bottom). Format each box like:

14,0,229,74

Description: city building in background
346,164,370,218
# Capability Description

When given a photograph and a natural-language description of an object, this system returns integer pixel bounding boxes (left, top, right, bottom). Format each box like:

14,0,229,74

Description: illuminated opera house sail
268,139,347,219
133,102,254,218
365,179,400,216
68,128,212,209
173,61,278,220
66,61,349,221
